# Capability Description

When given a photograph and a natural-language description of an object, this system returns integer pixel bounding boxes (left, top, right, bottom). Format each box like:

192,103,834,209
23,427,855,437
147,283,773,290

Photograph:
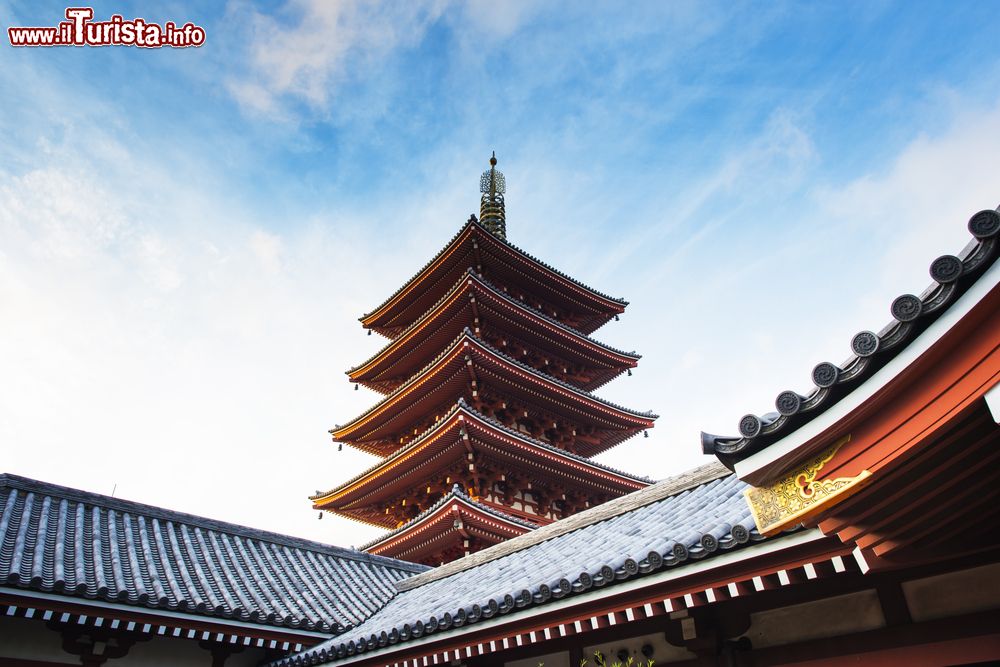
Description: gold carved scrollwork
744,435,871,536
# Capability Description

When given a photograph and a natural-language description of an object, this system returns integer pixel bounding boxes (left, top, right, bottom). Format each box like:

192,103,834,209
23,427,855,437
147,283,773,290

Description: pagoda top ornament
479,152,506,239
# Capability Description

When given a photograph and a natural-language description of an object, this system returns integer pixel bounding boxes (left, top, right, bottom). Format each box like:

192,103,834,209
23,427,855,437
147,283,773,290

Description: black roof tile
273,464,771,665
0,474,428,634
702,207,1000,468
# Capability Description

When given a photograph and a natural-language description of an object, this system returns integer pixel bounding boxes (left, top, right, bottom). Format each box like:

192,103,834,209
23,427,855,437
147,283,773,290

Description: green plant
583,650,655,667
536,650,655,667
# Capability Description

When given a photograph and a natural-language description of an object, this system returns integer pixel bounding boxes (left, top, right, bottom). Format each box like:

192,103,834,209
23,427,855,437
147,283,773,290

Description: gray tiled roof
702,207,1000,468
0,474,428,634
274,463,767,665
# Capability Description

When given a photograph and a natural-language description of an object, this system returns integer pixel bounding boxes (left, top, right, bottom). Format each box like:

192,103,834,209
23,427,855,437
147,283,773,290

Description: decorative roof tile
0,474,427,633
702,207,1000,468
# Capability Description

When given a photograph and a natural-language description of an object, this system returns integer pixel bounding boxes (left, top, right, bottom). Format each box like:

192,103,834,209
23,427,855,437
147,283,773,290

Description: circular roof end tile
775,391,802,416
968,209,1000,239
812,362,840,388
890,294,923,322
929,254,963,283
851,331,879,358
739,414,762,438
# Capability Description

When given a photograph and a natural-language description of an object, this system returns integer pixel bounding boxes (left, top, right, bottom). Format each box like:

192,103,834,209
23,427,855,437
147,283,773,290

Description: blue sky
2,1,999,548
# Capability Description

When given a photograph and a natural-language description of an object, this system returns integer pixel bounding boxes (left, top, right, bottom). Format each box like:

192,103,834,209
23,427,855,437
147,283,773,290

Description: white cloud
250,229,284,275
0,167,129,261
614,97,1000,478
816,100,1000,302
228,0,452,115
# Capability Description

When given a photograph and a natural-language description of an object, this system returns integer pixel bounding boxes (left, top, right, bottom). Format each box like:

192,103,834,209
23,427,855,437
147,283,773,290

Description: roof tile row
702,207,1000,466
273,466,766,665
0,474,427,633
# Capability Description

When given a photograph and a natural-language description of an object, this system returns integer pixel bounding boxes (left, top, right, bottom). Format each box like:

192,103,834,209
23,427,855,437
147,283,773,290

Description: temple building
273,205,1000,667
2,161,998,665
311,155,657,565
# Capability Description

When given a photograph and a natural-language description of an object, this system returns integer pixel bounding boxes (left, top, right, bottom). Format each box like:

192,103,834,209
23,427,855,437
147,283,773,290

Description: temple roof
702,207,1000,473
349,271,640,393
360,220,628,337
313,401,651,526
361,487,537,560
332,330,656,457
0,474,427,634
270,463,770,665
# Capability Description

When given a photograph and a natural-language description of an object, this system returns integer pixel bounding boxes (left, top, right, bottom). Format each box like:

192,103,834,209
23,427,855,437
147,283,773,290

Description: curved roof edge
396,460,729,592
332,329,657,444
314,400,651,508
702,207,1000,469
359,486,537,553
349,269,640,379
360,219,628,326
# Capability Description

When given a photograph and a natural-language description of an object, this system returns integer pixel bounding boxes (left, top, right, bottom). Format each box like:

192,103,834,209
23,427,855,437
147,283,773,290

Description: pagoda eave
361,491,535,565
314,404,651,525
349,271,640,394
360,221,627,338
331,333,656,457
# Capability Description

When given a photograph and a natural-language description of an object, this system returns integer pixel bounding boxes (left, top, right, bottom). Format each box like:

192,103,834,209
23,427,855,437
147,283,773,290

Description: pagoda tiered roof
360,220,628,338
359,486,536,565
321,157,656,566
313,401,651,527
331,331,657,457
349,271,640,393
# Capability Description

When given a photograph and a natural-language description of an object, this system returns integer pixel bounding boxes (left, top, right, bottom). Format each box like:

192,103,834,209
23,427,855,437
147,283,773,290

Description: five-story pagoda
313,155,657,565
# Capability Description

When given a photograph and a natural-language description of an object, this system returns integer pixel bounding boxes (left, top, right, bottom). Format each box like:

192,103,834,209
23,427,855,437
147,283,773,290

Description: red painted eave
314,406,650,524
360,221,627,337
743,279,1000,487
331,332,655,457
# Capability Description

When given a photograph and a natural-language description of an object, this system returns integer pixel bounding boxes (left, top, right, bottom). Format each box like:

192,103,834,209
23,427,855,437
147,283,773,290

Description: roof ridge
314,402,466,499
463,403,653,483
332,329,474,438
473,273,639,359
270,465,762,665
360,222,474,322
490,222,627,306
476,332,657,419
395,460,730,591
0,473,427,574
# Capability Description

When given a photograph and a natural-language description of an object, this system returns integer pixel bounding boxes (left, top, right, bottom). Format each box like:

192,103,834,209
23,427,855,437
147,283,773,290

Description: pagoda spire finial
479,152,506,239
